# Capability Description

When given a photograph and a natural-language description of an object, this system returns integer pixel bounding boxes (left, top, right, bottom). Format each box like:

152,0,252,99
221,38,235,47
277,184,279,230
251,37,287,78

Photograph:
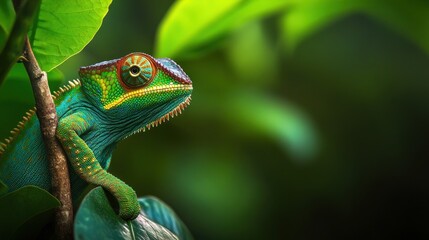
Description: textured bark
22,37,73,240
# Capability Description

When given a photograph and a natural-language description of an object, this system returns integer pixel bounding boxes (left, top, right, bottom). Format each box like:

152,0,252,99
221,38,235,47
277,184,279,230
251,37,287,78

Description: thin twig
22,37,73,240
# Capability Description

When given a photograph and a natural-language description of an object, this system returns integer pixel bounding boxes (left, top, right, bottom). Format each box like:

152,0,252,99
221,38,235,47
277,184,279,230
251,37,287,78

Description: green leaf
0,179,7,196
0,0,15,52
156,0,292,58
140,197,193,240
225,91,318,160
28,0,112,72
11,207,56,239
156,0,240,58
0,186,60,239
74,187,181,240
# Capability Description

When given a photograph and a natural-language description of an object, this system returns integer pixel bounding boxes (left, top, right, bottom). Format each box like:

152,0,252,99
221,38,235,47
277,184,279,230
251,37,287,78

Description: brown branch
22,37,73,240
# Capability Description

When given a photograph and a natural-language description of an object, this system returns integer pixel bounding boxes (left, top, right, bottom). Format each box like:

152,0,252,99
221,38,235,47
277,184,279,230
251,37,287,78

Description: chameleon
0,52,193,220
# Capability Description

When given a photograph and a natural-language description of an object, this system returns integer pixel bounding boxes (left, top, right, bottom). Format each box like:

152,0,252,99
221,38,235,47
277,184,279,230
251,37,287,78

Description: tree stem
22,37,73,240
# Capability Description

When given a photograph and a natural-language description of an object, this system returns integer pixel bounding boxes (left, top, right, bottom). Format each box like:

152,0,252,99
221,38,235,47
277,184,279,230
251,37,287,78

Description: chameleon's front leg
56,113,140,220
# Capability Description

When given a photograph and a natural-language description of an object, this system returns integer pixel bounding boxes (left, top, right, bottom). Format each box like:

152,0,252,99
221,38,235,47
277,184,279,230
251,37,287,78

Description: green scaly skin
0,52,193,220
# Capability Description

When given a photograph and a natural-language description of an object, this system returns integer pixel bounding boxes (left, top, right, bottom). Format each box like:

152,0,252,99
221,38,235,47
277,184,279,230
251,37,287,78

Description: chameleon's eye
119,54,156,88
129,65,141,77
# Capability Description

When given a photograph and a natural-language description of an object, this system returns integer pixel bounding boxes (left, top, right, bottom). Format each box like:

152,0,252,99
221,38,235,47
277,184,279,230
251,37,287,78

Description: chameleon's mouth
122,95,192,139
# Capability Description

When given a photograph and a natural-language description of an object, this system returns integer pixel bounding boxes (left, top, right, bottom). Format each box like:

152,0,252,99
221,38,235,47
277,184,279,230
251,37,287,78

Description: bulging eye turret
118,53,156,88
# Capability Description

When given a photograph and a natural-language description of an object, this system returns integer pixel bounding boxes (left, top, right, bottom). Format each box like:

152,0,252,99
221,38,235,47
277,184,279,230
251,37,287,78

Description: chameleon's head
79,52,192,135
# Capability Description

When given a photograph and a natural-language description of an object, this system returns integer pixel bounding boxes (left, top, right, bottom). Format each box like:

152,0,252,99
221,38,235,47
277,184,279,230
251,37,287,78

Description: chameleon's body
0,52,192,219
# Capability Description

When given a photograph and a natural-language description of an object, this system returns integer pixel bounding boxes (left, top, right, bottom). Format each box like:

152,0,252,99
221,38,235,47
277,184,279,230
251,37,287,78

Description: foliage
28,0,112,71
74,187,193,240
0,0,112,86
1,0,429,239
0,0,15,52
139,197,193,240
156,0,291,58
0,186,60,239
158,0,429,58
156,0,317,159
0,1,194,238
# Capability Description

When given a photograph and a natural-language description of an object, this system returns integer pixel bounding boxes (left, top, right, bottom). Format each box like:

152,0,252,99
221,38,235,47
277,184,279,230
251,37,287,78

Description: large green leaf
28,0,112,72
156,0,240,58
0,186,60,239
11,208,56,239
0,0,15,52
140,197,193,240
74,187,186,240
156,0,292,58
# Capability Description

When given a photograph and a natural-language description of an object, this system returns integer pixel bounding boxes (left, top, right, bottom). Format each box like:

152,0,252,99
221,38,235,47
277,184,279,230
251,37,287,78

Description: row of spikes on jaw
122,96,192,140
0,79,81,156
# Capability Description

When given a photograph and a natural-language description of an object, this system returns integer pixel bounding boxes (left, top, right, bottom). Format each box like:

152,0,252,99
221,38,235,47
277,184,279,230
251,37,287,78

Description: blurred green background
1,0,429,239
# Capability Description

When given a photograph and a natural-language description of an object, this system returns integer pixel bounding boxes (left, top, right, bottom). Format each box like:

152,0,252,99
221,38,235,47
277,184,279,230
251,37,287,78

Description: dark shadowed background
1,1,428,239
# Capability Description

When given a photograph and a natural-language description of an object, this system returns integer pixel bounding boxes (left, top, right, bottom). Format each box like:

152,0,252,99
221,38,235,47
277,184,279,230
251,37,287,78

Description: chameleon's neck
105,95,190,142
